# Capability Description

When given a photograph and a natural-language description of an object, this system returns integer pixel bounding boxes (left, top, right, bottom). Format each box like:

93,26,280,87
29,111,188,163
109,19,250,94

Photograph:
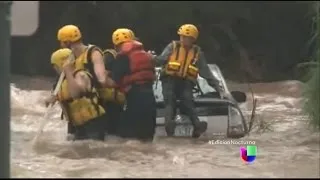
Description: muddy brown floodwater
10,75,319,178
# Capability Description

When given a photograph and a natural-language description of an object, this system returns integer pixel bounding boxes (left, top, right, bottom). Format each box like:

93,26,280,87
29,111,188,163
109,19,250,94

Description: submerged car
153,64,249,139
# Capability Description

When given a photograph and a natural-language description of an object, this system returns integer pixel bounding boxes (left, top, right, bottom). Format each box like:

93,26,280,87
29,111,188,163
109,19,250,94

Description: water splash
10,75,320,178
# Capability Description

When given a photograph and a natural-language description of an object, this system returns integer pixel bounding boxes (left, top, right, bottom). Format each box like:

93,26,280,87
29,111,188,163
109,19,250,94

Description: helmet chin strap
182,43,193,50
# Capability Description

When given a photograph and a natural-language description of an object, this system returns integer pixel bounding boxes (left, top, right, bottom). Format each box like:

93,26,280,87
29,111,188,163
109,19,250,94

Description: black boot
164,104,177,137
192,120,208,138
165,121,176,137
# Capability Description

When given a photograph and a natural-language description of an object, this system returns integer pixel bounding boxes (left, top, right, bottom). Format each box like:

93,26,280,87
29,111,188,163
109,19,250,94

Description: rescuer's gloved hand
147,50,157,58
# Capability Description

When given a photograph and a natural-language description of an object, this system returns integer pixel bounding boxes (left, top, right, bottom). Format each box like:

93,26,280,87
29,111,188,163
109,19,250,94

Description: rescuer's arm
64,69,92,100
63,61,85,98
74,71,92,92
91,48,115,87
196,51,223,93
44,79,59,107
44,93,57,107
153,42,174,67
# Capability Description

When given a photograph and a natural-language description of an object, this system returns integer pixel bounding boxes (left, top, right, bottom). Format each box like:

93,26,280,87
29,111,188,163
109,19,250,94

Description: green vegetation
12,2,312,82
304,1,320,130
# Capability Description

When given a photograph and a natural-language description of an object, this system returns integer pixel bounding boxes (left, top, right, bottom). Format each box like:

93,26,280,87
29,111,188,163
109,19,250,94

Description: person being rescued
44,48,107,141
101,29,138,136
56,24,121,136
109,28,157,142
101,47,125,136
153,24,225,138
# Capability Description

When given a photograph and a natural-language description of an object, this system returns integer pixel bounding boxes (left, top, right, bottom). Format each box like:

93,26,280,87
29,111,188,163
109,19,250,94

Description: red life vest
117,40,155,92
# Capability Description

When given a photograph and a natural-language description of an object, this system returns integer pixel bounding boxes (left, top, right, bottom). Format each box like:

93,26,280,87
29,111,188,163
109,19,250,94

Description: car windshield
153,64,221,101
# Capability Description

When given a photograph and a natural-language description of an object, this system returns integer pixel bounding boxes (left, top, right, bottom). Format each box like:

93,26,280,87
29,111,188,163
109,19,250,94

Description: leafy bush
304,2,320,130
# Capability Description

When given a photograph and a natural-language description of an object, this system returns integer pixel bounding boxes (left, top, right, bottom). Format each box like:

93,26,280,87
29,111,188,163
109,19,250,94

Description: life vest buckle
167,62,181,71
187,65,199,78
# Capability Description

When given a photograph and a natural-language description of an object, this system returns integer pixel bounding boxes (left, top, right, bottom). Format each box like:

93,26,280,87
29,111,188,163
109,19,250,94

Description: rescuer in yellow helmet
56,24,115,87
101,47,124,136
109,28,156,142
57,24,126,136
97,28,136,136
153,24,224,138
44,48,107,141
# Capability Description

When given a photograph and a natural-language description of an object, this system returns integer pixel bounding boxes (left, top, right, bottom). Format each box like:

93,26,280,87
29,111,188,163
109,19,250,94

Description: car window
153,64,221,101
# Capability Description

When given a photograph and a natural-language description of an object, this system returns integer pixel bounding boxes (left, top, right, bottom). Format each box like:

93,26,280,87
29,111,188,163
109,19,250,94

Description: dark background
11,1,314,82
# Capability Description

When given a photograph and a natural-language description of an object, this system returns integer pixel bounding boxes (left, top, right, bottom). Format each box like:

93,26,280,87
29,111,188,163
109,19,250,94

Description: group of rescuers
44,23,227,142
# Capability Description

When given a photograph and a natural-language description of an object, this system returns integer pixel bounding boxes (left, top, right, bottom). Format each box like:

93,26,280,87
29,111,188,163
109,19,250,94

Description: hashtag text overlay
208,139,256,145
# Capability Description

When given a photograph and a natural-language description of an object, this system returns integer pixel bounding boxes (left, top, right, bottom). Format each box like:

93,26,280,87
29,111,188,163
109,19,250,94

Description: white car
153,64,248,139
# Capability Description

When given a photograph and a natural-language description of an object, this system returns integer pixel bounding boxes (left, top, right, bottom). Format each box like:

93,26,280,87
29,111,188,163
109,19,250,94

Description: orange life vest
117,40,155,92
164,41,200,82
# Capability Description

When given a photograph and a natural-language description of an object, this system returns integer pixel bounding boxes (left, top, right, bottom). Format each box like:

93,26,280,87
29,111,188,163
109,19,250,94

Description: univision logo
240,145,257,164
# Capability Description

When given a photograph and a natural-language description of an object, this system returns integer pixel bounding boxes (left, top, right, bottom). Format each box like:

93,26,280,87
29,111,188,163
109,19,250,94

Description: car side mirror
230,91,247,103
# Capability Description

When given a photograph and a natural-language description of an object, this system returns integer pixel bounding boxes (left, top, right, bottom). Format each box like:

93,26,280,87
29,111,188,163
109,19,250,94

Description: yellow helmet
57,25,82,42
112,28,134,46
177,24,199,40
51,48,73,69
127,29,135,38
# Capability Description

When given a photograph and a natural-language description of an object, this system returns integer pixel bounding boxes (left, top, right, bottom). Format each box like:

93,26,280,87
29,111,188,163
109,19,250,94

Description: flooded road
10,75,320,178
